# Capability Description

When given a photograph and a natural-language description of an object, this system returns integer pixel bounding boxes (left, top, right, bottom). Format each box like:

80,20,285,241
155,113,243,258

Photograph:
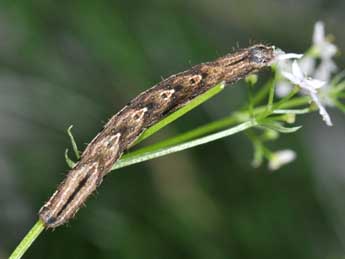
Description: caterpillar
39,44,276,228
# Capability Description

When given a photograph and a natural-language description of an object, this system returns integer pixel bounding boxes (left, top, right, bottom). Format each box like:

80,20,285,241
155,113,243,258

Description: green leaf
67,125,80,160
331,71,345,87
64,149,76,169
273,108,310,114
332,98,345,113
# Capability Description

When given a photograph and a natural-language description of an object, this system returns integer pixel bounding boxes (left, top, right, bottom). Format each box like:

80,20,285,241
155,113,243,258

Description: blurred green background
1,1,345,258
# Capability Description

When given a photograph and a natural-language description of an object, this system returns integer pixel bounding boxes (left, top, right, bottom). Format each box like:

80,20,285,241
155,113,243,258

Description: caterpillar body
39,44,275,228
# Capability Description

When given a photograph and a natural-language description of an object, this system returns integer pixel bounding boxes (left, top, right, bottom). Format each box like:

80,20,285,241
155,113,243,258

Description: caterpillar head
248,44,275,68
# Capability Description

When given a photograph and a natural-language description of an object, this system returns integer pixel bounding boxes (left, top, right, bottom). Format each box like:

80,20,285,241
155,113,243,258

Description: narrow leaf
67,125,80,159
64,149,76,169
273,108,310,114
112,120,257,170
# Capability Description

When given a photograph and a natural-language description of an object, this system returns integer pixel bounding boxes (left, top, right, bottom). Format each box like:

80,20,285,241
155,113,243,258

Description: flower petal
292,60,304,80
268,149,296,170
306,78,326,89
275,53,303,61
299,82,317,93
314,59,337,81
320,42,337,59
271,49,303,67
281,71,300,85
276,81,293,97
310,92,333,126
313,21,325,45
299,57,315,76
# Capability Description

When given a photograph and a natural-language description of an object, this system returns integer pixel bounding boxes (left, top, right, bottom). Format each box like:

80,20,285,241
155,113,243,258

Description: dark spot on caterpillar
146,102,156,110
224,56,247,67
189,75,202,85
133,113,140,120
174,85,183,92
161,109,170,117
47,216,56,225
161,96,179,116
201,72,208,78
117,127,126,135
189,89,203,100
161,93,168,99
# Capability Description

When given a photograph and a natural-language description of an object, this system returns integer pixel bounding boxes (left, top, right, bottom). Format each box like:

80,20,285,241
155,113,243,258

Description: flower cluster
251,21,343,170
273,21,338,126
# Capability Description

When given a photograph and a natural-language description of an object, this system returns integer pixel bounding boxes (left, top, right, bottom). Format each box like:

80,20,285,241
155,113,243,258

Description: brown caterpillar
39,44,276,228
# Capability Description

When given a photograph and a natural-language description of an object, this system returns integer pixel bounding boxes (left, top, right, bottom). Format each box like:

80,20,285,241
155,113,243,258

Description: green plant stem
113,120,257,170
267,80,276,109
252,79,274,106
126,115,239,156
9,220,45,259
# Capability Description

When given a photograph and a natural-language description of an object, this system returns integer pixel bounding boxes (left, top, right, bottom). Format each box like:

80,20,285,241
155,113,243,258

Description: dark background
1,1,345,258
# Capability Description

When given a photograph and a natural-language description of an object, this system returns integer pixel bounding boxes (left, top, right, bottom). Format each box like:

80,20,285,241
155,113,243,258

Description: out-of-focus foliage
0,1,345,258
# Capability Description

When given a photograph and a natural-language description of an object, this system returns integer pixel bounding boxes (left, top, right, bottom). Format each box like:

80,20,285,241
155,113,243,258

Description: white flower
314,59,337,82
276,81,293,98
312,21,338,82
273,49,303,97
281,61,333,126
281,61,325,93
268,149,296,171
276,56,317,97
271,21,337,125
299,56,315,76
309,91,333,126
313,21,337,59
272,49,303,62
272,50,302,71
